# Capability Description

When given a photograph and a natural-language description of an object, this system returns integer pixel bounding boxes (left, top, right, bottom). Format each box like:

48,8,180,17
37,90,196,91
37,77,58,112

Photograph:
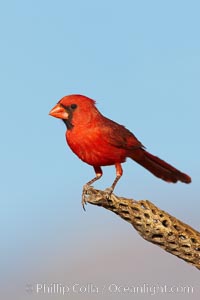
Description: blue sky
1,1,200,299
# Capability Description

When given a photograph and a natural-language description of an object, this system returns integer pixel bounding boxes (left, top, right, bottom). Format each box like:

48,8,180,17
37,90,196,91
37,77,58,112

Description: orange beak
49,104,69,119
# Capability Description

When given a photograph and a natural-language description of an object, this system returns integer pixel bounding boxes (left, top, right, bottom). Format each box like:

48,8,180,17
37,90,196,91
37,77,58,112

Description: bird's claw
82,185,113,210
104,187,114,199
82,184,92,211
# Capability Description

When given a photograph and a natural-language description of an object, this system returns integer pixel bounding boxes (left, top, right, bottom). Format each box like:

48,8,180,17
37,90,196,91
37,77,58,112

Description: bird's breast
66,127,126,166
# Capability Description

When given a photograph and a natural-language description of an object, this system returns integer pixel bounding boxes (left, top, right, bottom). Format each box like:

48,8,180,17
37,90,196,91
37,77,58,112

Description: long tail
129,149,191,183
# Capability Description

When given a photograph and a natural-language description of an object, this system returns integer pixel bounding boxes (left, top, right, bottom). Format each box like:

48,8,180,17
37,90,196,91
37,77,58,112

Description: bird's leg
82,166,103,210
104,163,123,198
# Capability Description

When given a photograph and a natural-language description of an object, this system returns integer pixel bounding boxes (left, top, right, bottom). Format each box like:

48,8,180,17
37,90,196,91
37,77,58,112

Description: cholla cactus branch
84,187,200,270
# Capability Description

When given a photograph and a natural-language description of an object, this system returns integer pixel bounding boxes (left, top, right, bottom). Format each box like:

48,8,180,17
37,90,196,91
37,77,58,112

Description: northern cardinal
49,94,191,208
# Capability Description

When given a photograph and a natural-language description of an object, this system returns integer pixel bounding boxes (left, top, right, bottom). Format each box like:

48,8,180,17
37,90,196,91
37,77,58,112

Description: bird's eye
70,104,77,110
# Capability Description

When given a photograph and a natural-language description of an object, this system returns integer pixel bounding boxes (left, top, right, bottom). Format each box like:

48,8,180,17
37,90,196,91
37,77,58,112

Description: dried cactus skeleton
84,187,200,270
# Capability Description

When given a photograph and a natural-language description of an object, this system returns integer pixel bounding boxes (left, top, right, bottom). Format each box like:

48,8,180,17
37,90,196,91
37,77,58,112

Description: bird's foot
82,184,92,211
104,187,114,199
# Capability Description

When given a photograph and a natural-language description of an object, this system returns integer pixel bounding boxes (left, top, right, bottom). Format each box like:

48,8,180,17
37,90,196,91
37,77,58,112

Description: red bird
49,94,191,208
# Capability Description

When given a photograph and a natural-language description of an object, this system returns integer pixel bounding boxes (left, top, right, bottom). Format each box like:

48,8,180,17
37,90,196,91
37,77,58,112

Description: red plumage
49,94,191,201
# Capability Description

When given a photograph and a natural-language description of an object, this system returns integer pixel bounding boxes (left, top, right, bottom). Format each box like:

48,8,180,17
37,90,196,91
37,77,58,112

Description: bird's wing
100,117,144,150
